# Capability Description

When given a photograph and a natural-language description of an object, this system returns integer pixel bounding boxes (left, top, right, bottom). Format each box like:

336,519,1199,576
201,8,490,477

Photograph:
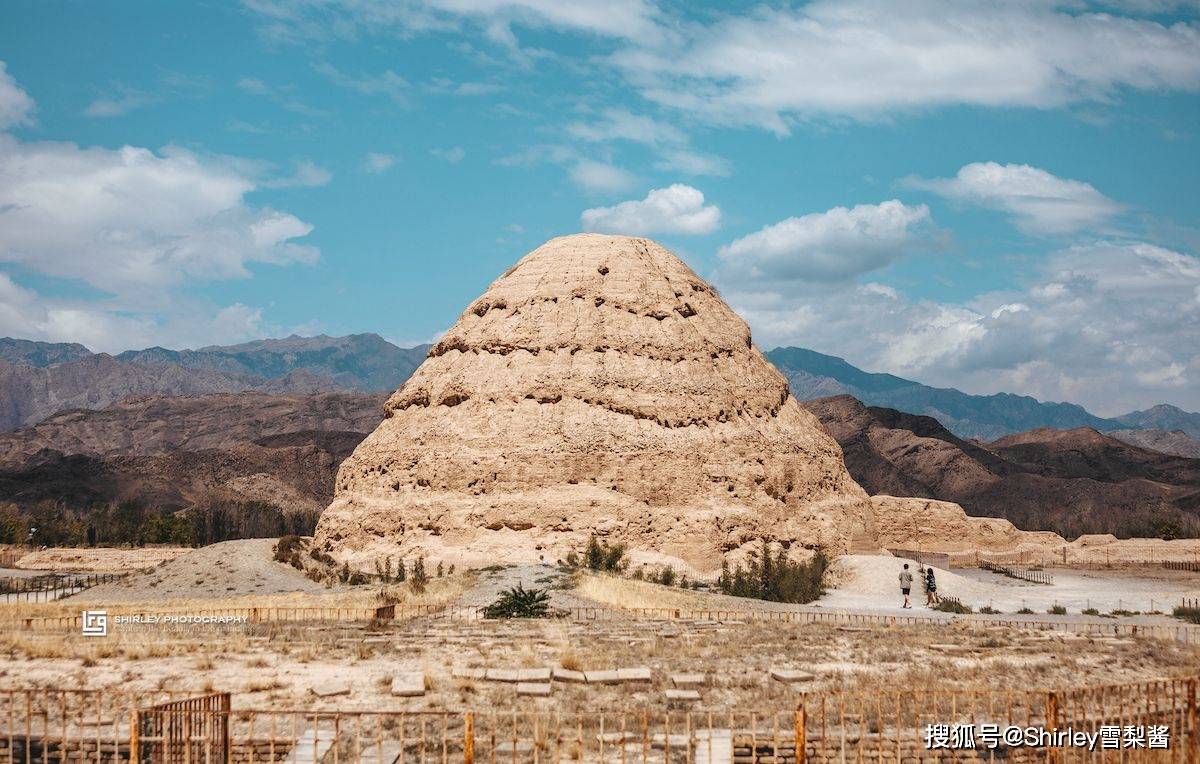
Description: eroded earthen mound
315,234,876,572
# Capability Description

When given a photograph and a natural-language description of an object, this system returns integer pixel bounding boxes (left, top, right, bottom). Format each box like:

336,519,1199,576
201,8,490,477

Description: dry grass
573,571,726,611
0,571,474,623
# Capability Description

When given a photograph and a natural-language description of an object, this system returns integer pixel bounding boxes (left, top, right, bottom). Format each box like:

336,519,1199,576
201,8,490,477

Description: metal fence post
130,709,139,763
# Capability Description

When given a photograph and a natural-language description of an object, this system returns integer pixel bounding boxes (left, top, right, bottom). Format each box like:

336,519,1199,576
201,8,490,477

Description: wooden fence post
1045,691,1059,764
464,710,475,764
129,709,139,763
1188,679,1198,762
795,698,807,764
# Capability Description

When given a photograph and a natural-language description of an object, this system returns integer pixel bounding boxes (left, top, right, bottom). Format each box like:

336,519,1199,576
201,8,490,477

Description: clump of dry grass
573,572,717,611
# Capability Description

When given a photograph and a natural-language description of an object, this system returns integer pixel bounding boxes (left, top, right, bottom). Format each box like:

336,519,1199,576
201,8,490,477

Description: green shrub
1017,607,1034,614
482,584,551,619
1082,607,1099,616
979,606,1001,614
583,534,627,572
1048,605,1067,615
409,557,428,594
717,541,828,604
935,599,972,614
1172,606,1200,624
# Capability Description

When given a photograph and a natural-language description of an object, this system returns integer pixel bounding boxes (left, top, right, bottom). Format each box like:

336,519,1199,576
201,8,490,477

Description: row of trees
0,499,320,548
717,541,828,604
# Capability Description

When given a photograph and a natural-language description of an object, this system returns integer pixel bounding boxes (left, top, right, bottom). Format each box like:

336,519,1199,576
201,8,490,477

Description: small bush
935,599,973,614
409,557,428,594
482,584,551,619
1172,606,1200,624
1017,607,1034,614
717,541,828,604
1082,607,1099,616
979,606,1001,614
1047,605,1067,615
583,534,627,572
658,566,676,586
273,535,304,563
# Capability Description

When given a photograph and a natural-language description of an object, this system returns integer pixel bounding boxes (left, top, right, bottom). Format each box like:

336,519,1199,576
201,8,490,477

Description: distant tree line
0,499,320,548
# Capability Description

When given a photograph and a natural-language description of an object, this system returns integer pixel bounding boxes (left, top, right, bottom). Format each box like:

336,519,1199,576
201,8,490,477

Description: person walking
925,567,939,606
899,563,913,609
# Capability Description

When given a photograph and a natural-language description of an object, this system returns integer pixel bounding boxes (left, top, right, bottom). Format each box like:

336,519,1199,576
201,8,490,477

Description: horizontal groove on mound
425,340,741,362
389,388,790,428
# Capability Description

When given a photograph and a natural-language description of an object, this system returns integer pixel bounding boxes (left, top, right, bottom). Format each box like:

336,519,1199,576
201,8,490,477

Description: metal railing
0,573,125,603
1,677,1196,762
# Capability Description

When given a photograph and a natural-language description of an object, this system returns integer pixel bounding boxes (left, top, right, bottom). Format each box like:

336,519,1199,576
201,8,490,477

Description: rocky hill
802,395,1200,539
117,333,429,392
769,346,1123,440
0,335,428,432
1110,428,1200,458
0,392,384,513
1115,404,1200,440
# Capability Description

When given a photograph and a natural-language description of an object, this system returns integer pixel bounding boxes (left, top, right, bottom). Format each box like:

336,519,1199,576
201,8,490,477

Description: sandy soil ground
824,555,1200,615
71,540,327,603
16,546,190,572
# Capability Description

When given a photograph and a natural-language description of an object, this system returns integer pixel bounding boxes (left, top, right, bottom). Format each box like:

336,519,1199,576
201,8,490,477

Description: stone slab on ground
518,667,552,682
486,668,521,683
309,681,351,698
665,689,700,702
357,741,402,764
769,668,816,683
517,682,552,697
282,727,335,764
584,670,621,684
390,673,425,697
671,673,705,688
617,667,652,683
553,667,587,683
452,667,487,680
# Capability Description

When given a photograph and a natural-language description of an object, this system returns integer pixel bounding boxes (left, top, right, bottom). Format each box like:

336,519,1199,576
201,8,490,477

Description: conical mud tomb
315,234,877,573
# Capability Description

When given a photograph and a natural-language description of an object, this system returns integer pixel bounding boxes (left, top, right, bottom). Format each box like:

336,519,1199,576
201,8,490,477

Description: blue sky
0,0,1198,414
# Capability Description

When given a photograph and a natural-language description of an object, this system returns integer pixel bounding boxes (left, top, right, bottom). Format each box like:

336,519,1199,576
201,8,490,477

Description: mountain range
1,335,1197,455
802,395,1200,539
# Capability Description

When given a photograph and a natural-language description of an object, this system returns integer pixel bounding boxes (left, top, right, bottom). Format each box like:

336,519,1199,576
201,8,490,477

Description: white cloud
653,149,731,177
0,62,34,129
84,88,153,118
314,62,409,104
718,200,932,282
566,108,685,146
363,152,397,173
430,146,466,163
244,0,663,45
906,162,1124,234
264,159,333,188
608,0,1200,130
0,134,317,304
568,160,637,193
581,183,720,235
729,239,1200,415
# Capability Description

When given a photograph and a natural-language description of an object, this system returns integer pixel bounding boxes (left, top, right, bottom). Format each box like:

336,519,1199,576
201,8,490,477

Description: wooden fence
980,560,1054,585
1,677,1197,762
9,602,1200,645
0,572,124,602
1162,561,1200,572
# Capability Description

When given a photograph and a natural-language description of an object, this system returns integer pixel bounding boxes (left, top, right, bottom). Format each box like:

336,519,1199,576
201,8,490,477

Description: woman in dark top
925,567,939,606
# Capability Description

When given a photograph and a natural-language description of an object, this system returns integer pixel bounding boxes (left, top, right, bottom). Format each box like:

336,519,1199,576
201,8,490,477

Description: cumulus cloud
565,108,730,177
609,0,1200,130
581,184,720,235
727,240,1200,415
718,200,932,283
264,159,333,187
0,135,317,302
0,62,34,129
905,162,1124,234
